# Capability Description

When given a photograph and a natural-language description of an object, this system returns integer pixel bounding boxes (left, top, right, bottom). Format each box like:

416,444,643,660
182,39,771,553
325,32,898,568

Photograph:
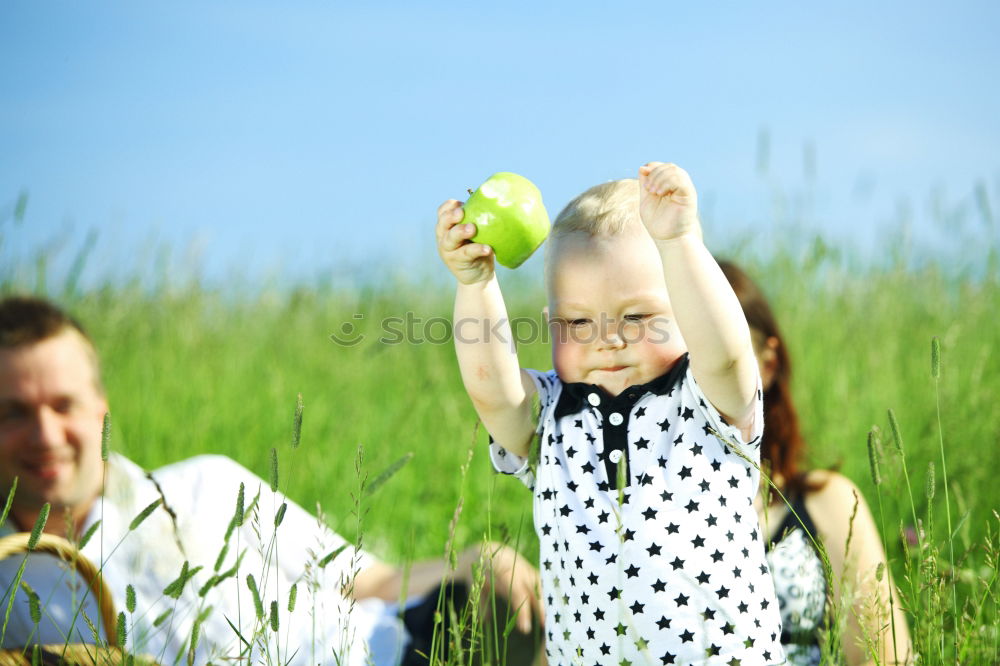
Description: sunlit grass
2,208,998,662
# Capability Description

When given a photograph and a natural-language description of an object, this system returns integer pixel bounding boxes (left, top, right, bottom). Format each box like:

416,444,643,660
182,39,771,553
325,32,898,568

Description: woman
720,260,912,665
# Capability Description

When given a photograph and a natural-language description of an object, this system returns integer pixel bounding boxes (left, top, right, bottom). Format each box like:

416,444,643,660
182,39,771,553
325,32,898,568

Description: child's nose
598,319,627,350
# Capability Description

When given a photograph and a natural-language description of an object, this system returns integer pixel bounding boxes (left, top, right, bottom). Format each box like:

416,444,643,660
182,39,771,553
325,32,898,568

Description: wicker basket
0,532,159,666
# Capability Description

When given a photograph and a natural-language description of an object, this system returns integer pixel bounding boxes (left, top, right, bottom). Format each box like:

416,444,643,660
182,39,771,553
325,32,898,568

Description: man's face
547,229,687,396
0,330,107,525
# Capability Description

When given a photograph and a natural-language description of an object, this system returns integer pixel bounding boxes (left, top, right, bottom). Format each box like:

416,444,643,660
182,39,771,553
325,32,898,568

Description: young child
436,163,785,665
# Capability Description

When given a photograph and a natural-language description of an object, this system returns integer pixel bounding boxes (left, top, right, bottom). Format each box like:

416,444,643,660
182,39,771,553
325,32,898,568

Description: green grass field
2,220,998,663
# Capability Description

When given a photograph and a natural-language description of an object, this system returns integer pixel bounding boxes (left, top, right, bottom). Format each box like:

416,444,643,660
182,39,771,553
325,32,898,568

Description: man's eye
0,405,28,424
52,398,75,415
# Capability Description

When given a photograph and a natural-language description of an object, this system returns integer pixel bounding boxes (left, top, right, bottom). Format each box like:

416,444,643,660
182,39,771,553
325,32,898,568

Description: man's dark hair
0,295,92,348
0,295,104,393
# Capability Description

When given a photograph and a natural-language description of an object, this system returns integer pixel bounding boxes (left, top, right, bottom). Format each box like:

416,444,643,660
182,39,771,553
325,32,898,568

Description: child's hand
638,162,702,241
436,199,496,285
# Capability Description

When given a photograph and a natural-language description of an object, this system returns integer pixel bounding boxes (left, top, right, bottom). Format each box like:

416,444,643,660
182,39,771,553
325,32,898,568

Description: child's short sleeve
487,368,560,490
683,366,764,458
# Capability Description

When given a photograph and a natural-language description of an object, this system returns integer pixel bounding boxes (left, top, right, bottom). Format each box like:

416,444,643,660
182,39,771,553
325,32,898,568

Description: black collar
554,353,690,419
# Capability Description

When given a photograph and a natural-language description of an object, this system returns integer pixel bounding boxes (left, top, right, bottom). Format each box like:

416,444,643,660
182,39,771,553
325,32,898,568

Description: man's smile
20,456,73,481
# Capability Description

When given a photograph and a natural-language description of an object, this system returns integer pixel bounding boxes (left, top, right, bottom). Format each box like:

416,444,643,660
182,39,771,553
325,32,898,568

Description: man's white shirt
0,454,407,665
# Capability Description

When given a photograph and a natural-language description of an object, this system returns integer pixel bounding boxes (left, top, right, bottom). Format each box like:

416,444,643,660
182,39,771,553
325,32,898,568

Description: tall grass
1,201,998,663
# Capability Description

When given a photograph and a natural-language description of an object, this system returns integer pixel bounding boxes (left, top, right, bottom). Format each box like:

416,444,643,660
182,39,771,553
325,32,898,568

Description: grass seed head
234,482,245,527
13,190,27,222
247,573,264,619
20,581,40,625
163,561,202,599
28,503,50,550
274,501,287,528
931,336,941,380
867,428,882,486
214,542,229,572
101,412,111,461
292,392,304,449
288,583,298,613
116,611,127,647
187,616,202,666
126,584,136,613
269,447,279,492
270,600,279,632
887,408,904,454
926,461,936,501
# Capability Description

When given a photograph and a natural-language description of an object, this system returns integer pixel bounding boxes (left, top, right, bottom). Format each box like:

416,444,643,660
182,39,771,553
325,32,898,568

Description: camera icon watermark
329,313,366,347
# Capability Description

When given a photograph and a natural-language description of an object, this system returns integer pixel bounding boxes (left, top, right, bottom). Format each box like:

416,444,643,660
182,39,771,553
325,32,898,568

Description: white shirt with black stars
490,355,786,665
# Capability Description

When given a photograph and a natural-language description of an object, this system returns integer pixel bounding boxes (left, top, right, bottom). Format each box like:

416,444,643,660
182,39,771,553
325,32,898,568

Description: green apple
465,172,550,269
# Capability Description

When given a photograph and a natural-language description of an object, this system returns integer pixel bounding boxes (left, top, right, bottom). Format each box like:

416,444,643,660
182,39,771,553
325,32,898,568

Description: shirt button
587,393,601,406
609,450,623,463
608,412,624,426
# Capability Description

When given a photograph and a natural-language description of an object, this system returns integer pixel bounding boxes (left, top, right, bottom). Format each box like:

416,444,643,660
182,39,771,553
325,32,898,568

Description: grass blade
1,559,27,646
224,615,252,649
129,499,162,531
318,544,348,569
77,519,102,549
364,453,413,497
0,478,17,529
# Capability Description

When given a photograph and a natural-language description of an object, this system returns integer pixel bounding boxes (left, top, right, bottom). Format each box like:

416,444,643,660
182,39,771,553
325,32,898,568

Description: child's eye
624,313,651,323
567,318,591,327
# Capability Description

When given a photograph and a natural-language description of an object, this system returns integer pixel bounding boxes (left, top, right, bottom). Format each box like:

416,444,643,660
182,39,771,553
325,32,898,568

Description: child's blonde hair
544,178,642,287
551,178,640,236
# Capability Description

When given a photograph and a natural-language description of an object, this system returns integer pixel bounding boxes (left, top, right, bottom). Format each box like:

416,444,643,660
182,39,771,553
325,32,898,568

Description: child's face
547,229,686,396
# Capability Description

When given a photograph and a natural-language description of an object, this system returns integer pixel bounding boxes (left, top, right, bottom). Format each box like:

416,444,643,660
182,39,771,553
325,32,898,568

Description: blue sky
2,1,998,288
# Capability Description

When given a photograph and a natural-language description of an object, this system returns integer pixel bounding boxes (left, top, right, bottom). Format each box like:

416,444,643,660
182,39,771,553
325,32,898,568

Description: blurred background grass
1,190,998,658
3,229,996,561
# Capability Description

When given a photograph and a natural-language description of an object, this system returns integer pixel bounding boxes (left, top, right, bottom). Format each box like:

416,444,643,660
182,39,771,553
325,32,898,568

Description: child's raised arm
637,163,759,432
436,199,538,457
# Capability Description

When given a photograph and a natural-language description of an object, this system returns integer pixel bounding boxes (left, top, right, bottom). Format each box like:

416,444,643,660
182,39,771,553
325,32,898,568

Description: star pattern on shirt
488,360,783,664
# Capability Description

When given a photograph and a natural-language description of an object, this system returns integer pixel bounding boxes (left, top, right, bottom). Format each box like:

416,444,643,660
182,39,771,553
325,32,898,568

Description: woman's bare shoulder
803,470,874,524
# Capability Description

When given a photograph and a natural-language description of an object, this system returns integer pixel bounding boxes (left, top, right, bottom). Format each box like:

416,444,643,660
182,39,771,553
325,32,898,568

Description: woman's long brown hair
718,260,820,500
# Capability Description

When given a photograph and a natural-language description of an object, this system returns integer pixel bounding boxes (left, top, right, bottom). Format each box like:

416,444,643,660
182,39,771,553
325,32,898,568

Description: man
0,296,541,664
